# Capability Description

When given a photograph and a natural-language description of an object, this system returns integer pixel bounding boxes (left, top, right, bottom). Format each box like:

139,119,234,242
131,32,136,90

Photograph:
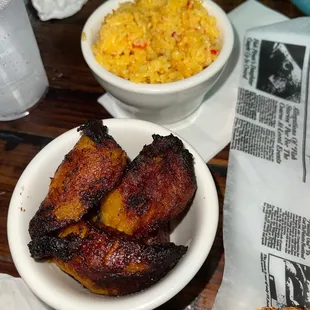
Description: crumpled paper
31,0,88,21
0,274,52,310
0,0,11,10
1,1,290,309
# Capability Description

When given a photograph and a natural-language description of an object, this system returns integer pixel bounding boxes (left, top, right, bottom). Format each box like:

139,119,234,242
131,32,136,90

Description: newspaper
213,17,310,309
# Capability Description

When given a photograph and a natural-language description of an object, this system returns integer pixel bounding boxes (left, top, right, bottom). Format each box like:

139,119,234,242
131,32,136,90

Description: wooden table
0,1,304,309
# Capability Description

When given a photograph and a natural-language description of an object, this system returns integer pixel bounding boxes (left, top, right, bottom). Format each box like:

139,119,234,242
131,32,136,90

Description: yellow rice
92,0,220,84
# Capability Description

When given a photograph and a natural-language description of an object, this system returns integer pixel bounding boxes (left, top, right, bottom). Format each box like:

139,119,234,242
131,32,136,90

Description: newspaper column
214,17,310,310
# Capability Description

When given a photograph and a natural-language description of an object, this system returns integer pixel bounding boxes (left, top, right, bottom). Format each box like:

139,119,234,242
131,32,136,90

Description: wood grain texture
0,0,304,309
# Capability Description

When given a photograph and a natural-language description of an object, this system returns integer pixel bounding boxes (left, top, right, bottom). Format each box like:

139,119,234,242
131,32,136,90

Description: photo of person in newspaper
269,255,310,307
286,260,310,307
256,40,305,103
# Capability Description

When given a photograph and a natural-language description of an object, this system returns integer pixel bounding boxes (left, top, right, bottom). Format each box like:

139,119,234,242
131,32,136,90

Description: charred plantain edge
147,243,188,262
28,234,82,261
150,134,184,153
151,134,197,185
91,243,187,296
181,148,197,186
77,119,110,144
28,207,75,240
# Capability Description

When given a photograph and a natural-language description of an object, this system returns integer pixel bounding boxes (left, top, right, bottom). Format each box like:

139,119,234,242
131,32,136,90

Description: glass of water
0,0,49,121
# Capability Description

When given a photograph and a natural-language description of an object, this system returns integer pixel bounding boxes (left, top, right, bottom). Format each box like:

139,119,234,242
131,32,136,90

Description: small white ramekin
81,0,234,124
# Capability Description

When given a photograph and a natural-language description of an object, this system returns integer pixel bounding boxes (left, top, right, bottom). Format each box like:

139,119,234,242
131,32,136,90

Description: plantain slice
96,134,197,236
28,120,128,239
28,221,187,296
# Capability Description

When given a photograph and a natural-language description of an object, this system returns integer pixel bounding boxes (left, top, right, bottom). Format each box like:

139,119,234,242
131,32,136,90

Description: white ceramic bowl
7,119,218,310
81,0,234,125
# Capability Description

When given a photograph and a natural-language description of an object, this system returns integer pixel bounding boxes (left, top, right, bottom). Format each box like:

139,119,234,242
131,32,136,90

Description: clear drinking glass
0,0,49,121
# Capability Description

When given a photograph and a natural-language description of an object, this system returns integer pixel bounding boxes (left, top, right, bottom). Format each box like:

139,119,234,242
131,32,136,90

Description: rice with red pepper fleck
92,0,220,84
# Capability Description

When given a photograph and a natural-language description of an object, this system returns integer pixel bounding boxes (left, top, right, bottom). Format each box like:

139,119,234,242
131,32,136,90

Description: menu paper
214,17,310,309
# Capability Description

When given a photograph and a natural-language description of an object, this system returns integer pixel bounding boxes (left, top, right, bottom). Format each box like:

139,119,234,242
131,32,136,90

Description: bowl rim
81,0,234,94
7,119,219,310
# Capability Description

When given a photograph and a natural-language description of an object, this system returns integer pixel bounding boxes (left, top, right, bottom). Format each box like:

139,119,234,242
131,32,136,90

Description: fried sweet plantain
90,213,170,245
28,221,187,296
142,223,170,245
28,120,128,239
96,134,197,236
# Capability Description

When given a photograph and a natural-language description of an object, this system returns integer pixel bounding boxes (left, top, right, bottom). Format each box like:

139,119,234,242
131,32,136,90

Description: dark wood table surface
0,0,304,309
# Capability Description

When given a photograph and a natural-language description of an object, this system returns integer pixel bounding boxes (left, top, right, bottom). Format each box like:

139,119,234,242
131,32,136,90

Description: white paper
0,274,52,310
98,0,288,162
214,17,310,310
